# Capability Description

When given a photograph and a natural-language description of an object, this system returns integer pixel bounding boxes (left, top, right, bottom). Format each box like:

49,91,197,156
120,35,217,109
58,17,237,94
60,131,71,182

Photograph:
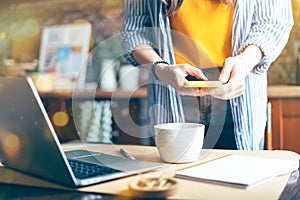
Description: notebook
175,154,299,189
0,76,165,187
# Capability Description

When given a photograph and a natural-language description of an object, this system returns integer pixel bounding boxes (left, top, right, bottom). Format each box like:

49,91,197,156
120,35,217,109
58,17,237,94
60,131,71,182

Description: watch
151,60,169,80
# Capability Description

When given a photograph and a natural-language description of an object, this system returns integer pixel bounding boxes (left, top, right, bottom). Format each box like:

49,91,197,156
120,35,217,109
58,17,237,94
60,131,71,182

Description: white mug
154,123,205,163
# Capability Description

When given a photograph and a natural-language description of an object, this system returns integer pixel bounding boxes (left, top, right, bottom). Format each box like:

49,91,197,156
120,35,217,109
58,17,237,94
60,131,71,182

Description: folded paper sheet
176,154,299,189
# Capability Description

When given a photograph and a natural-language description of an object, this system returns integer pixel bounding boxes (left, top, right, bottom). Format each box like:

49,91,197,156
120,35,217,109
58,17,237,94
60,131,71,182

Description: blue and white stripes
120,0,293,150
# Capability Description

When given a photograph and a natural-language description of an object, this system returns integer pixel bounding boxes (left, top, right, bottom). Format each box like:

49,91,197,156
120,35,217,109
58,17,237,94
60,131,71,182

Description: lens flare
2,133,21,157
0,32,6,39
52,111,69,127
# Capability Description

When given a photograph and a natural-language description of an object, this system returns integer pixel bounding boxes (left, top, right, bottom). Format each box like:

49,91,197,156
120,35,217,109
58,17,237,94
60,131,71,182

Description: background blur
0,0,299,85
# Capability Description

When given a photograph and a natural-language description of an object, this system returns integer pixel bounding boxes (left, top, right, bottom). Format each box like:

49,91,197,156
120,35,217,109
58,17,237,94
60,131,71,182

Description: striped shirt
120,0,293,150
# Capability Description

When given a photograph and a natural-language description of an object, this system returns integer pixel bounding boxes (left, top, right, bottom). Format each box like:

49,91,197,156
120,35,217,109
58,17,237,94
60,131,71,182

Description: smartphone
183,81,222,88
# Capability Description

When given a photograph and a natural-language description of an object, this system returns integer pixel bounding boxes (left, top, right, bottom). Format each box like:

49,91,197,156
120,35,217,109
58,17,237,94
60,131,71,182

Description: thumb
219,60,233,83
192,68,208,81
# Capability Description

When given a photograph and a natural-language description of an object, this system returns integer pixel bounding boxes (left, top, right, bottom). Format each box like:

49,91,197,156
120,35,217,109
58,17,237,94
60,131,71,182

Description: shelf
38,88,147,100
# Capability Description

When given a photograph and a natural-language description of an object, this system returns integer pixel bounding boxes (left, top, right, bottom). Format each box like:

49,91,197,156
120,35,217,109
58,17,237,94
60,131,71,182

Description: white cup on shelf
99,59,119,91
118,64,140,91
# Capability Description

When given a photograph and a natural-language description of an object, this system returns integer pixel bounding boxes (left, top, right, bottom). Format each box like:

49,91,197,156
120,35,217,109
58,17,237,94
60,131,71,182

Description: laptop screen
0,76,75,185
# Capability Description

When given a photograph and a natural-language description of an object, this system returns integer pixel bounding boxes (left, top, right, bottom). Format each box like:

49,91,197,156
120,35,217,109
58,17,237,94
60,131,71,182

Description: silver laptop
0,76,164,187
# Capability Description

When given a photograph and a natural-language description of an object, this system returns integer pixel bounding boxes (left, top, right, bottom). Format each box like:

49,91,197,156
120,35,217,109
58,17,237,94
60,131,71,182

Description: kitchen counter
268,85,300,98
39,85,300,99
267,85,300,154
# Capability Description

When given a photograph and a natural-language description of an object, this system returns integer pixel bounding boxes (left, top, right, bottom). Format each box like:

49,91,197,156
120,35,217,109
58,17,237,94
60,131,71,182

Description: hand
210,56,248,100
155,63,208,96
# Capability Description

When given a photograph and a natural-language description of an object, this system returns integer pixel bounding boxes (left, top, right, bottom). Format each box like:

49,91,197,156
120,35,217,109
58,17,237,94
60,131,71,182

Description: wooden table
0,143,299,199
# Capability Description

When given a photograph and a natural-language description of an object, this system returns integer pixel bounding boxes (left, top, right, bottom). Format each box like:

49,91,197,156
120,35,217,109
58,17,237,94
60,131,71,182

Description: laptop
0,76,164,187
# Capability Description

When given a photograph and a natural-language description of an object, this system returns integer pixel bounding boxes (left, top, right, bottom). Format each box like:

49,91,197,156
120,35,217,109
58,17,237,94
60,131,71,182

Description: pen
119,148,136,160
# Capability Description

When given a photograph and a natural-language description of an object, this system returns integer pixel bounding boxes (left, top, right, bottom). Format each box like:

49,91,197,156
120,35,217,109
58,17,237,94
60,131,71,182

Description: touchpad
65,150,101,159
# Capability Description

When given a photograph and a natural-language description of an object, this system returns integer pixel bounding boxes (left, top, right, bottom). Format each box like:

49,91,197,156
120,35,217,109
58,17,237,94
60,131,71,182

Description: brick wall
267,0,300,85
2,0,300,85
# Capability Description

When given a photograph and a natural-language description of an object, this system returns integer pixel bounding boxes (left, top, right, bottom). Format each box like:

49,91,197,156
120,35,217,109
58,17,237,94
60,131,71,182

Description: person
120,0,293,150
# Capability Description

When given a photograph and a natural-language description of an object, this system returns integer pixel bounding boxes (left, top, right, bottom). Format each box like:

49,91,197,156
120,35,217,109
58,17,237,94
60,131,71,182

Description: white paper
176,155,299,188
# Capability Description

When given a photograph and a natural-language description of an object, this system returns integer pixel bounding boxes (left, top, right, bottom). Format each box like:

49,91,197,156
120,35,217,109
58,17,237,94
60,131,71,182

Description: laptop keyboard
68,159,122,179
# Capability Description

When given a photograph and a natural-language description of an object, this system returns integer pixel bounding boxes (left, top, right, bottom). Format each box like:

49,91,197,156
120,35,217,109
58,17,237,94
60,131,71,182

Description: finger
181,64,208,81
226,66,242,85
209,86,226,99
210,83,244,100
191,68,208,81
199,88,211,94
179,86,211,97
178,87,198,96
219,59,234,83
196,88,211,97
